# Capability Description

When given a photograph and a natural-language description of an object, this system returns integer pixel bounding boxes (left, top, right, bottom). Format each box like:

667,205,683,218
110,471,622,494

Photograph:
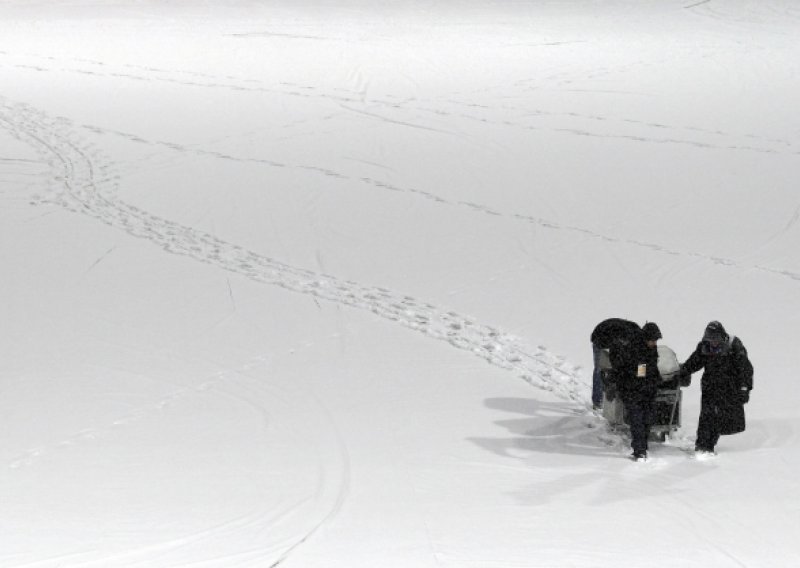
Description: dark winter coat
683,336,754,435
591,318,641,349
612,333,661,402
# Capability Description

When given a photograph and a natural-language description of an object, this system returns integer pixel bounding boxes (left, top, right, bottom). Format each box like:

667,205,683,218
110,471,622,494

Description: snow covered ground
1,0,799,566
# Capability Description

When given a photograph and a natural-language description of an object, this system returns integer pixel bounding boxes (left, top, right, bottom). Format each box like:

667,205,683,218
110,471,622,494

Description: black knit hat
642,322,662,341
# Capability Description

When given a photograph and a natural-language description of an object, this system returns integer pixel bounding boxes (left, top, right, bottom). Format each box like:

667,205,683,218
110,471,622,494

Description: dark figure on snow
680,321,753,455
590,318,643,409
610,322,663,460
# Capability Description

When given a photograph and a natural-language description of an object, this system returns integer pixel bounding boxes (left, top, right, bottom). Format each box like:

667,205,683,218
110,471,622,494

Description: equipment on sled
599,345,682,442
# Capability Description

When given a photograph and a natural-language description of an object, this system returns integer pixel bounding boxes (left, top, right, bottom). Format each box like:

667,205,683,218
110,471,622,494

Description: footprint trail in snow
0,97,587,406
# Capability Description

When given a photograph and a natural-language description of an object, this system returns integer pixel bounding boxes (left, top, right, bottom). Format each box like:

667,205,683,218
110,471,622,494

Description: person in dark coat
590,318,642,409
612,322,663,460
680,321,754,455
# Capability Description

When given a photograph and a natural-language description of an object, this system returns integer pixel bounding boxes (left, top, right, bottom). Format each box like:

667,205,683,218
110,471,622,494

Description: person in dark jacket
680,321,754,455
590,318,642,409
612,322,663,460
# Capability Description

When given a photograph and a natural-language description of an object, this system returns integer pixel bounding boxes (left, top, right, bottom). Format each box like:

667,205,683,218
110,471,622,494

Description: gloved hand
678,365,692,387
739,387,750,404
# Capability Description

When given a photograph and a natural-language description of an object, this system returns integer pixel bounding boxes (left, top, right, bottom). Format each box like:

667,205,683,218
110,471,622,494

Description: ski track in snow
6,345,351,567
3,52,800,281
6,50,798,280
687,0,800,30
7,354,269,470
87,116,800,282
3,49,797,156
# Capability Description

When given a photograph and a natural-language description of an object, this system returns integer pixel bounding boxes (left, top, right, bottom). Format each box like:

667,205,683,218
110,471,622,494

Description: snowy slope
1,1,799,566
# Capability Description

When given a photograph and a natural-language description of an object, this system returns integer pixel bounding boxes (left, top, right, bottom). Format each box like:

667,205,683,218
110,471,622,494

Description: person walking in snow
612,322,663,460
590,318,642,409
679,321,753,455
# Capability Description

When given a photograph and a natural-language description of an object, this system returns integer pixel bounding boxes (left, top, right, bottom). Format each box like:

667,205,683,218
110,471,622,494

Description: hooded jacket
683,322,754,435
591,318,640,349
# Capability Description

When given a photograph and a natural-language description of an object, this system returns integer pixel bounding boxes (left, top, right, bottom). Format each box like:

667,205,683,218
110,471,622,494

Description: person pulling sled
611,322,664,461
590,318,643,410
593,320,664,461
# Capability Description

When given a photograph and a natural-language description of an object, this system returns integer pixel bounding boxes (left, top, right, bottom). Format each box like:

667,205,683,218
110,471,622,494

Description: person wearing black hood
614,322,663,460
679,321,754,455
590,318,642,409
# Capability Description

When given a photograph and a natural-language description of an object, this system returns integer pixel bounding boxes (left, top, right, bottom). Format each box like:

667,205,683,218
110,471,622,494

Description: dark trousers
592,344,604,407
696,405,722,451
624,393,656,454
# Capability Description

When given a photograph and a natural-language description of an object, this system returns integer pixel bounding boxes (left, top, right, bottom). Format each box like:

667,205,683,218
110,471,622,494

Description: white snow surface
1,1,799,566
